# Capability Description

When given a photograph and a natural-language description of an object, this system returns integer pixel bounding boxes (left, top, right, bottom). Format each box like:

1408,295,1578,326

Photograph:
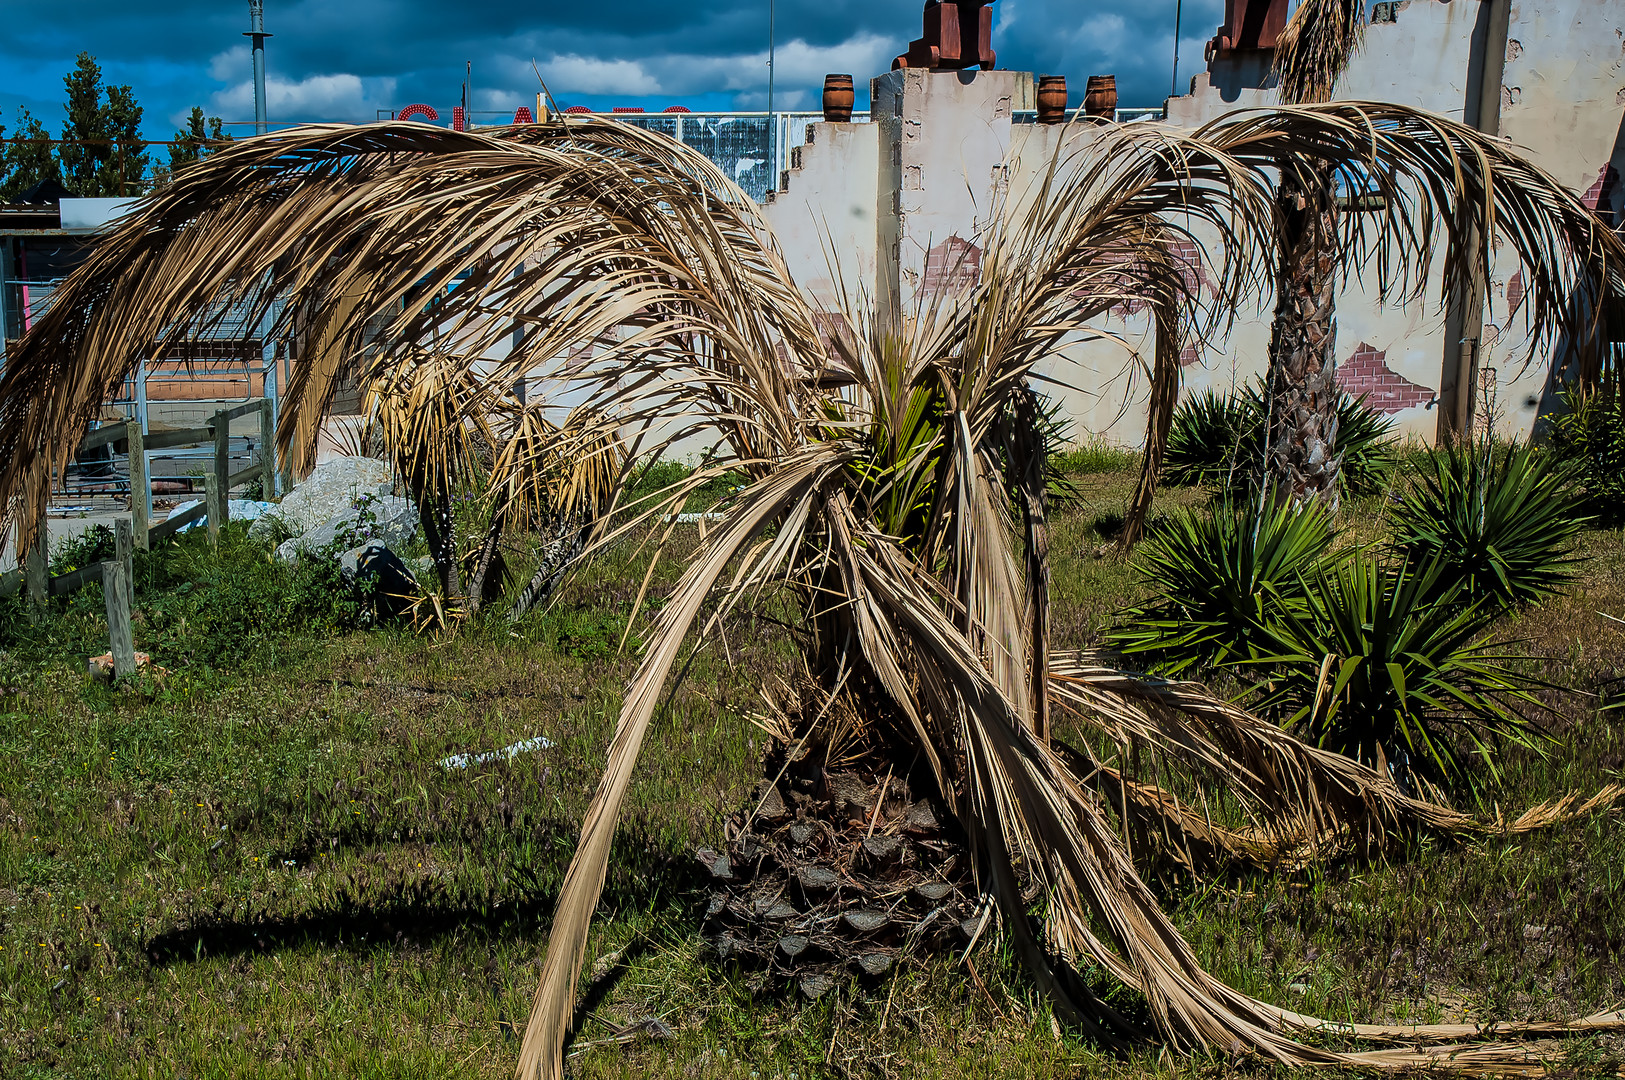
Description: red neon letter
397,103,439,123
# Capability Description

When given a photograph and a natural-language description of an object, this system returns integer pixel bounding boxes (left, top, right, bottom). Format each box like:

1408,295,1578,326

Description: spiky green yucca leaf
1391,443,1587,610
1161,388,1256,488
1248,554,1545,785
1162,381,1395,496
1109,499,1334,674
1548,382,1625,526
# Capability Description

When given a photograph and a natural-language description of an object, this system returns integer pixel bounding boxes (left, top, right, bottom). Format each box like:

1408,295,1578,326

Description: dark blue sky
0,0,1220,140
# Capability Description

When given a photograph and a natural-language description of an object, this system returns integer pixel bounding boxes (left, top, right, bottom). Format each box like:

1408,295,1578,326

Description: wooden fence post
102,560,136,678
24,534,47,612
205,473,222,548
23,487,47,613
258,398,277,498
114,518,135,612
127,421,149,550
212,406,231,498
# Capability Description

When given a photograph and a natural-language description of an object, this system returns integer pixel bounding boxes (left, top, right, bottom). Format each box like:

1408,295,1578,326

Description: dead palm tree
0,108,1619,1080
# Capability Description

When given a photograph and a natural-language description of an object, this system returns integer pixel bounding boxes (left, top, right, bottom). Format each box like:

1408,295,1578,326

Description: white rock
274,494,418,562
248,456,394,542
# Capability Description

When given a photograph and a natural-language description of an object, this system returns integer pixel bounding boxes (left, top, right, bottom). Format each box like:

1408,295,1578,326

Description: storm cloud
0,0,1221,139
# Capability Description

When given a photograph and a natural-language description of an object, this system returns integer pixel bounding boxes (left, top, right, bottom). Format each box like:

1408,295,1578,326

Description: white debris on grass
164,499,276,532
439,735,554,771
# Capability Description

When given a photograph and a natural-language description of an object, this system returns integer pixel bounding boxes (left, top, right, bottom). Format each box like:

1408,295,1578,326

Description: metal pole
0,237,9,365
245,0,271,137
767,0,776,178
1437,0,1510,444
1172,0,1185,99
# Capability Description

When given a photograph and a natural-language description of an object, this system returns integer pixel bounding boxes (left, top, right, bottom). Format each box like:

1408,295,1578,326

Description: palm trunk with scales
1264,159,1343,505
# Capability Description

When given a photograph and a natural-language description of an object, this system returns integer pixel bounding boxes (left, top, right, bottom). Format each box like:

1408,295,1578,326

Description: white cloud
509,31,891,108
209,71,399,124
538,55,661,96
209,46,250,83
663,32,893,97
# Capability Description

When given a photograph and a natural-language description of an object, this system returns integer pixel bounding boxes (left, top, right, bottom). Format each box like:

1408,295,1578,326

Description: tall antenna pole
766,0,777,181
1171,0,1184,99
245,0,271,136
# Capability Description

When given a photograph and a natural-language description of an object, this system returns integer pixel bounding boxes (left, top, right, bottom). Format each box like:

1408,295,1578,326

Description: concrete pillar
871,68,1034,321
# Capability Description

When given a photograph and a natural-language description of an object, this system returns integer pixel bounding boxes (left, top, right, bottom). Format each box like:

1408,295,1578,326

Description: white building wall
759,0,1623,447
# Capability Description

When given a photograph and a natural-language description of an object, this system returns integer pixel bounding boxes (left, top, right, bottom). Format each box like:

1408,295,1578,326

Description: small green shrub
0,523,385,672
1163,381,1396,497
1391,443,1586,610
49,522,116,575
1107,498,1334,675
1245,553,1544,788
1547,382,1625,526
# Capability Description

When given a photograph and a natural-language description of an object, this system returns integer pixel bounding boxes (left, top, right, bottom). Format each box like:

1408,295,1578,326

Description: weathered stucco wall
762,121,881,310
761,0,1622,447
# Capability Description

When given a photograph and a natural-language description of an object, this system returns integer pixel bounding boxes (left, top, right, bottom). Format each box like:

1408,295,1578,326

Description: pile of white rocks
246,456,419,562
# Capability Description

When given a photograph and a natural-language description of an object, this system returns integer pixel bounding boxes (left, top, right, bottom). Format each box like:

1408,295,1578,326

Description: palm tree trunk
1264,160,1341,505
419,491,465,607
504,517,588,622
463,509,508,617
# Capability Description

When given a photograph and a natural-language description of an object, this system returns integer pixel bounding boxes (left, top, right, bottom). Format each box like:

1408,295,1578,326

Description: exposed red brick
1334,341,1434,414
1505,268,1525,322
922,236,982,294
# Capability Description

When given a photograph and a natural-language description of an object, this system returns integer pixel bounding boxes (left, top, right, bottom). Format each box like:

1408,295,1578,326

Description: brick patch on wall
1505,268,1525,323
922,236,981,294
1581,163,1619,225
1335,342,1434,414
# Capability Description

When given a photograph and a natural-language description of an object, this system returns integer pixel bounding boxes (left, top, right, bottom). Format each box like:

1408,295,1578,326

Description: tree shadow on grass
142,828,709,970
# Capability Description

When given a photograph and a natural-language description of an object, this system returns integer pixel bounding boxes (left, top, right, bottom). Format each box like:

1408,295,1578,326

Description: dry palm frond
0,107,1620,1080
1273,0,1365,106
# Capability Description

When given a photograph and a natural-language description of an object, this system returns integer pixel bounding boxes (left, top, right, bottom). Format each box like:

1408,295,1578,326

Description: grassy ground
2,459,1623,1079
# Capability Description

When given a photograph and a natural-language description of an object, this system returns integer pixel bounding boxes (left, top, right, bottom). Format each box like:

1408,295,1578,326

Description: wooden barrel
822,74,855,122
1084,74,1117,120
1036,75,1068,124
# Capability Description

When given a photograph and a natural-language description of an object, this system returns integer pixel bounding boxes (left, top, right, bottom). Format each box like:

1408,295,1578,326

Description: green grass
2,463,1623,1078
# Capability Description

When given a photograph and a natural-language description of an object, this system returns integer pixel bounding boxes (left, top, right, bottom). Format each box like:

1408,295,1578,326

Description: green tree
102,83,149,196
59,52,109,195
167,107,231,175
0,108,61,202
56,51,149,197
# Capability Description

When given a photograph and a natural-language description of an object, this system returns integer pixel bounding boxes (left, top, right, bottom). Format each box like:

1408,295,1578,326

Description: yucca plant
1246,553,1545,787
1391,442,1587,610
0,104,1622,1079
1547,381,1625,526
1108,498,1334,675
1162,380,1394,496
1161,387,1255,488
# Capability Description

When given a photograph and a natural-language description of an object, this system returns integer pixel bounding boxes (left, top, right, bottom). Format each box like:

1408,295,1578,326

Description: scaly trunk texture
1264,160,1342,505
699,703,977,996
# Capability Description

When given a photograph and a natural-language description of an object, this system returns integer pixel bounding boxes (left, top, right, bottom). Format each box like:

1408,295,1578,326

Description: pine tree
0,108,61,202
168,107,231,176
59,52,110,196
56,52,151,197
102,84,148,197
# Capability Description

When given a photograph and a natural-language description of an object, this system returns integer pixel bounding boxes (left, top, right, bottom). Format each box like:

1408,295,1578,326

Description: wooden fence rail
4,400,279,671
